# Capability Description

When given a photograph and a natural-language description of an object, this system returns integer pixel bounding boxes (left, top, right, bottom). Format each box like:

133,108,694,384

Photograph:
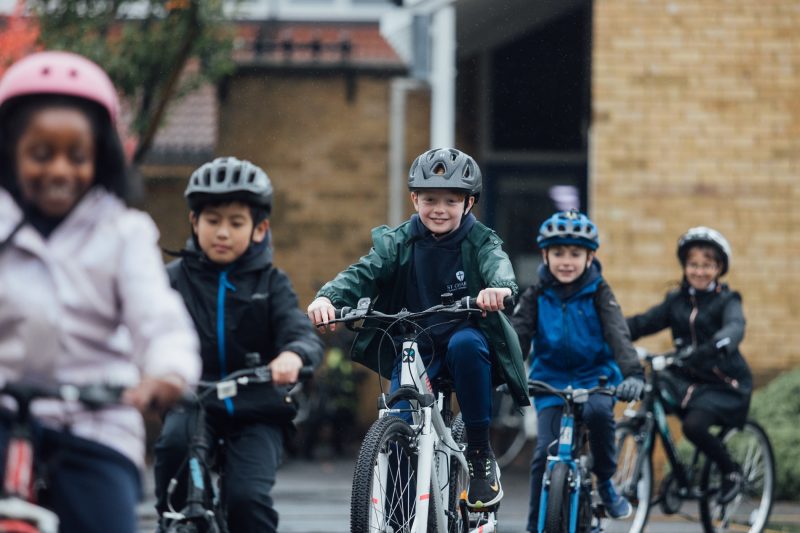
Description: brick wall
592,1,800,383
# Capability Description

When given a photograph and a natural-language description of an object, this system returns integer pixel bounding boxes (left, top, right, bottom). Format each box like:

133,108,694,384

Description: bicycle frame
625,355,702,503
0,383,123,533
373,337,478,533
536,388,591,533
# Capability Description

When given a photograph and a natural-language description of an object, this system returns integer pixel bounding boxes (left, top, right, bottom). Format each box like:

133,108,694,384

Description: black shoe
718,469,743,504
466,448,503,508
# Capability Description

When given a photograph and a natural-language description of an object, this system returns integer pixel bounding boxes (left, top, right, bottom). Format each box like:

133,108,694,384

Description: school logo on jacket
447,271,468,293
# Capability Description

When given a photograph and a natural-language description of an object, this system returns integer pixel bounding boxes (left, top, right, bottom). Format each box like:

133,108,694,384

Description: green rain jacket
316,218,530,407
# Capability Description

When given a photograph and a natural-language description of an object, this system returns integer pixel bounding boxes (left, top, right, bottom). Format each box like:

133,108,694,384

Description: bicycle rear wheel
614,420,653,533
543,462,572,533
699,420,775,533
490,390,530,468
351,416,421,533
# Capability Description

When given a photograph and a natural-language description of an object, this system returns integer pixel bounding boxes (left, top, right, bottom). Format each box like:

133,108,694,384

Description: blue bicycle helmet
537,210,600,250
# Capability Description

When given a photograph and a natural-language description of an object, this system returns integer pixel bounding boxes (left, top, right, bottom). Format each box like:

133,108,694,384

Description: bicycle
528,378,617,533
490,379,537,469
614,349,775,533
158,364,313,533
325,294,512,533
0,381,124,533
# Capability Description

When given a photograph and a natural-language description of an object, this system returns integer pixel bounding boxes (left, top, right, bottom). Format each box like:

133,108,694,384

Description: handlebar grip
459,294,517,310
297,367,315,381
335,307,352,319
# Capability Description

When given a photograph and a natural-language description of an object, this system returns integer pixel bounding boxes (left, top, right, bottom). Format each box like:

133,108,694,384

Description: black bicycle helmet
677,226,731,276
407,148,482,199
185,157,273,213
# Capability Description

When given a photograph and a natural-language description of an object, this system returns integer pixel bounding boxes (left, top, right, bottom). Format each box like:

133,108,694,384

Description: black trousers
153,407,283,533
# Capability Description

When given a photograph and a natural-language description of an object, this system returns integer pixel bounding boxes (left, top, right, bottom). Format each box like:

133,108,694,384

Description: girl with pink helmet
0,51,201,532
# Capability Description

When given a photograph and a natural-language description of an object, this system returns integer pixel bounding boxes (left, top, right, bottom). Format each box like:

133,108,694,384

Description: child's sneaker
466,448,503,508
597,478,632,519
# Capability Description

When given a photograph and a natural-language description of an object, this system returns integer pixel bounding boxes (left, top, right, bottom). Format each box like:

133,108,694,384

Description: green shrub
749,368,800,500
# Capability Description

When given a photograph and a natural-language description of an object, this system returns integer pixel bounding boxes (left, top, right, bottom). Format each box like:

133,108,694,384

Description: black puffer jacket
167,240,323,423
627,283,752,395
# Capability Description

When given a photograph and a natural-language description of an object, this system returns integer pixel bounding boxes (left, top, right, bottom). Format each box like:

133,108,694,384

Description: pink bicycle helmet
0,51,119,124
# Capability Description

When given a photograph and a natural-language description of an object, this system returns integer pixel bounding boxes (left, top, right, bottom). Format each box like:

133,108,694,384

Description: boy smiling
308,148,529,508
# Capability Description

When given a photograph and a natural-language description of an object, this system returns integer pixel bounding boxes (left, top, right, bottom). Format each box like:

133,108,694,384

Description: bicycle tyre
490,391,529,468
698,420,775,533
543,462,572,533
443,413,469,533
351,416,421,533
614,420,653,533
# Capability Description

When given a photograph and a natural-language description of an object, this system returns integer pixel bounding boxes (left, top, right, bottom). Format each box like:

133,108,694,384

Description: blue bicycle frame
537,389,585,533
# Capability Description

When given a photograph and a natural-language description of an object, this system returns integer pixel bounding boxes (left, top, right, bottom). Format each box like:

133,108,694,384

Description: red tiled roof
142,21,403,160
234,21,404,67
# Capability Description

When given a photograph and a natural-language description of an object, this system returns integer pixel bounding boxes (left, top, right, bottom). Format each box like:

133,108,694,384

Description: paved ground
138,453,800,532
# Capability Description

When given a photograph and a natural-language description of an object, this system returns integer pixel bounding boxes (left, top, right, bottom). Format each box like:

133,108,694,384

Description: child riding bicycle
307,147,529,509
153,156,324,533
0,51,201,533
626,226,752,505
510,209,644,531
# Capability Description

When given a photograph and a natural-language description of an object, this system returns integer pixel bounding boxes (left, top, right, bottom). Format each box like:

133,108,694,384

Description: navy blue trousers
390,327,492,440
153,407,283,533
527,394,617,531
0,417,140,533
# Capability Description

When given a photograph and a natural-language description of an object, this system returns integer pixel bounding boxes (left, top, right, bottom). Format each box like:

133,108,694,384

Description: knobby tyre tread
614,420,653,533
543,462,572,533
351,416,419,533
698,420,775,533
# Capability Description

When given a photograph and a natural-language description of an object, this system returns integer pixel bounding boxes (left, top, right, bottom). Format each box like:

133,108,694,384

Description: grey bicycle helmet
537,210,600,250
407,148,482,199
185,157,273,213
677,226,731,276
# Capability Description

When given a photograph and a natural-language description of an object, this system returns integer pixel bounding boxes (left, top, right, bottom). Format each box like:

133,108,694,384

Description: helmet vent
231,168,241,184
216,169,226,183
41,67,50,76
69,69,78,78
432,162,446,175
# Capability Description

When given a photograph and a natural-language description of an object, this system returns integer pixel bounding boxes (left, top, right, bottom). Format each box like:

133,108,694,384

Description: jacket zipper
689,293,699,347
689,293,739,389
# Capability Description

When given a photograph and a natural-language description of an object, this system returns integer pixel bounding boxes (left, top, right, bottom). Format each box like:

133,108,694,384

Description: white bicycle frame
370,339,496,533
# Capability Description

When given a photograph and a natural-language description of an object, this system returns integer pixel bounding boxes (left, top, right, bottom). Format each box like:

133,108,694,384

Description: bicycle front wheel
699,420,775,533
614,420,653,533
351,416,421,533
543,462,572,533
445,414,469,533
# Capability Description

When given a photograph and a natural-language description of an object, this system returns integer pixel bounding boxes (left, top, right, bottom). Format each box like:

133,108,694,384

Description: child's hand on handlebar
269,351,305,385
124,373,186,414
475,287,512,315
307,296,336,332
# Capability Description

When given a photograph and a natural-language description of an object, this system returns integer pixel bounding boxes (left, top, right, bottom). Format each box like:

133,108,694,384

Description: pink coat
0,187,200,467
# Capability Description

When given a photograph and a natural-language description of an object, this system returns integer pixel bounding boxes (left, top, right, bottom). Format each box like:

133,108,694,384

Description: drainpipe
389,78,425,227
428,4,455,148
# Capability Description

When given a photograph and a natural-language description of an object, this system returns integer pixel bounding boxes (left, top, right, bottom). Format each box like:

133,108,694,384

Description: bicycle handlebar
324,294,515,327
634,346,688,371
0,382,125,410
195,365,314,402
526,379,617,400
